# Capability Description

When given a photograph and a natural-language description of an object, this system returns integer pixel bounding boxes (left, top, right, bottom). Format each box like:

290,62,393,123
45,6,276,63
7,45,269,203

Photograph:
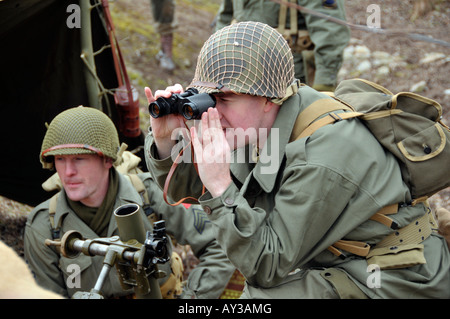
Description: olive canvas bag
294,78,450,200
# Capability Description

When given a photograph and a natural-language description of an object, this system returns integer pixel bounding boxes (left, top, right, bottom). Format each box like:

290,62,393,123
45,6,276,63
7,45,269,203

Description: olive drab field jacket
145,85,450,298
24,171,235,299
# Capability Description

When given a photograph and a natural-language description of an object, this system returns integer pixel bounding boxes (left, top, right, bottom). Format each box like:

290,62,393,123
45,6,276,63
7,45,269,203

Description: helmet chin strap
270,79,301,105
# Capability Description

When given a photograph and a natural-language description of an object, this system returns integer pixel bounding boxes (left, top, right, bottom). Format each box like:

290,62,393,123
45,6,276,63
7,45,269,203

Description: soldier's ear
263,98,278,113
104,156,114,168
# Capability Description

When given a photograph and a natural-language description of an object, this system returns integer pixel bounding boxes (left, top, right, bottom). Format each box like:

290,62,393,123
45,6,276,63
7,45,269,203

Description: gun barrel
71,239,136,261
114,203,147,243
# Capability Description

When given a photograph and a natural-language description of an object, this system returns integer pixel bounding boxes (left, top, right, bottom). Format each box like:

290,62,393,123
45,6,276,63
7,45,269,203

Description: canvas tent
0,0,143,206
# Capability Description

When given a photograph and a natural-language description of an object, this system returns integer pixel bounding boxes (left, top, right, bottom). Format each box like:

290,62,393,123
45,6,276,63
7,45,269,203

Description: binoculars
148,88,216,120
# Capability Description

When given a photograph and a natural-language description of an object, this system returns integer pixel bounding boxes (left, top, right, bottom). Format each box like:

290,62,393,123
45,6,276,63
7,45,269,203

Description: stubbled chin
64,183,83,198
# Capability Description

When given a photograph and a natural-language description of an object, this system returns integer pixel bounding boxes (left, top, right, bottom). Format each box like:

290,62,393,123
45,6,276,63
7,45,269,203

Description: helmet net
40,106,119,168
189,21,295,99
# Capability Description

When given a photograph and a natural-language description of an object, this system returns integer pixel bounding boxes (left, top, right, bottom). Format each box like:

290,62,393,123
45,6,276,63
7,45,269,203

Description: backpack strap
48,193,62,240
290,97,358,142
125,174,155,219
296,111,363,140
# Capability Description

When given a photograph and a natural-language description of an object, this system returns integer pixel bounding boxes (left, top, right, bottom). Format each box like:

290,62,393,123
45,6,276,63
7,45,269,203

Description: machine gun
45,203,170,299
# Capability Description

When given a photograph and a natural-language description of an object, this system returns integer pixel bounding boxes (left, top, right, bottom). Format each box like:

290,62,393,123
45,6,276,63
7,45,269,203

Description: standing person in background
151,0,177,72
214,0,350,91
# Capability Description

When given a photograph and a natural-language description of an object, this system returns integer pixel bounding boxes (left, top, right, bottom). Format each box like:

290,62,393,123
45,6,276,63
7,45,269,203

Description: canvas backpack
293,78,450,201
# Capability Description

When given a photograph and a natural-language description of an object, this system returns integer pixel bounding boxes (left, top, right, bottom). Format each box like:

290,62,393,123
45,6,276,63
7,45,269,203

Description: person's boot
156,33,175,72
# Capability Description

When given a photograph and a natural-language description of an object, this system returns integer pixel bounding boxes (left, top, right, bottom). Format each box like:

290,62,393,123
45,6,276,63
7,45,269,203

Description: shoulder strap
126,173,155,219
296,111,363,141
290,96,360,142
48,193,62,240
126,174,149,205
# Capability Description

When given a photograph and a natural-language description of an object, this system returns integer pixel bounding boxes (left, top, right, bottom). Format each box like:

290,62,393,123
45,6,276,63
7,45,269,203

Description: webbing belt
327,203,398,259
376,208,434,248
327,203,435,259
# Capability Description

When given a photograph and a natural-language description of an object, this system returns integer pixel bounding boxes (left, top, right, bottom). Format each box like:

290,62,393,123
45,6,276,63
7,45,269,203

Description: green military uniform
25,169,235,299
151,0,177,71
215,0,350,89
145,84,450,298
150,0,176,35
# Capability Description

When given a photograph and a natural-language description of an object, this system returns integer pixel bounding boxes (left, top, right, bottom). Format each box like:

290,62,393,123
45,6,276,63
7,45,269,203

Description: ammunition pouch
320,268,368,299
366,244,426,270
365,207,434,270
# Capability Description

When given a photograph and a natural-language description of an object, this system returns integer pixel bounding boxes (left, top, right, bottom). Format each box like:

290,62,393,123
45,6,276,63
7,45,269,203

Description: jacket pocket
366,244,426,270
59,254,93,296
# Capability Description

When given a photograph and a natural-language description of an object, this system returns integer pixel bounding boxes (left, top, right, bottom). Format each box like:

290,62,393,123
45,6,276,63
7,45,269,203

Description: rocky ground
341,0,450,212
1,0,449,263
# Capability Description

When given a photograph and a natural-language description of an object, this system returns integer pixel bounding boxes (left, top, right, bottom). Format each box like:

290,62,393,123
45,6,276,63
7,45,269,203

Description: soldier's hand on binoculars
145,86,186,159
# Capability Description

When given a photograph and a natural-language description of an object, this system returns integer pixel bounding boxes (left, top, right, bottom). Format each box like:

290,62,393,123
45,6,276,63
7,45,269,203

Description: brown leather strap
102,0,133,103
370,212,398,229
163,143,201,206
328,204,398,258
369,203,399,229
333,240,371,257
162,124,205,206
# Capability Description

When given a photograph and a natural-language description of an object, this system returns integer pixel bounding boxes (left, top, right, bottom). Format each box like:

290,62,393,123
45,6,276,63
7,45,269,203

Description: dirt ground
1,0,449,259
344,0,450,117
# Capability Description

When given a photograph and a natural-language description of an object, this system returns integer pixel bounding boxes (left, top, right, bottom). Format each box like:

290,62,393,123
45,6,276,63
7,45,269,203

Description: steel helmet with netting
40,106,120,169
188,21,296,104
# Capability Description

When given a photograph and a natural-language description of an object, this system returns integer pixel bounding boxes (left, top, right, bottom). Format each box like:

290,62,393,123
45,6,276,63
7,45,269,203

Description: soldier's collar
252,93,301,192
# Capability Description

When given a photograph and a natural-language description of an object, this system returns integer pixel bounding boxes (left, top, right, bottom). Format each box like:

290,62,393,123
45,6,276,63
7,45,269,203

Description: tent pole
80,0,102,110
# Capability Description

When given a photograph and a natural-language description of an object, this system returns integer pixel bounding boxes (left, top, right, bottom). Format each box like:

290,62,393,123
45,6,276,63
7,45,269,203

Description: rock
410,80,427,93
376,65,390,76
356,60,372,73
343,45,355,60
372,51,391,67
419,52,446,64
353,45,371,59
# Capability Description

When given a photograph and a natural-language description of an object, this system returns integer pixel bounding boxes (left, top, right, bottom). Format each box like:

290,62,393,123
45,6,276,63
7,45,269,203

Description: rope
271,0,450,48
